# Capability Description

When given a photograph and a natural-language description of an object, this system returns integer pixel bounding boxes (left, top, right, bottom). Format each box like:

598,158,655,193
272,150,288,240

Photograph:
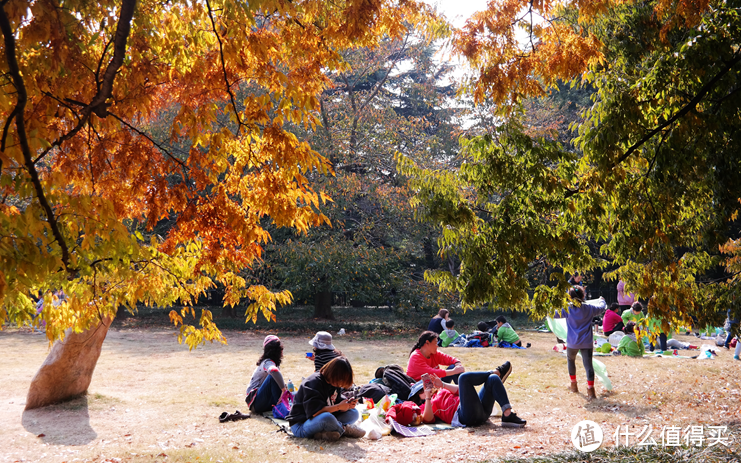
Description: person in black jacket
286,357,365,441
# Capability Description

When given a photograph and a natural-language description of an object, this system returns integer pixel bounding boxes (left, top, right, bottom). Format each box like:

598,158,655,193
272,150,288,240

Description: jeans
457,371,512,426
250,375,283,413
290,409,360,438
441,364,459,384
566,347,594,382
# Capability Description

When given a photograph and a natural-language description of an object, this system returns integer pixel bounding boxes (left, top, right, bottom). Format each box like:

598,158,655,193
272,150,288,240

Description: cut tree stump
25,316,113,410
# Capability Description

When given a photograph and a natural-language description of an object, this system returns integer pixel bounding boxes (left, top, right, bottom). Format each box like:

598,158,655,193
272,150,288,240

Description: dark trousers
441,364,459,384
566,347,594,382
604,322,625,336
250,375,282,413
457,372,511,426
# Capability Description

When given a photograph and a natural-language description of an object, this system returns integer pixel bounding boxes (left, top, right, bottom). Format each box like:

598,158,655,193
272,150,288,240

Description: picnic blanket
261,407,455,437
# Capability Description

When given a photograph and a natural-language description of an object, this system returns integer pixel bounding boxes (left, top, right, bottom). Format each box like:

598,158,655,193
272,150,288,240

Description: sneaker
314,431,341,442
734,355,740,361
343,424,365,438
501,411,526,428
495,361,512,383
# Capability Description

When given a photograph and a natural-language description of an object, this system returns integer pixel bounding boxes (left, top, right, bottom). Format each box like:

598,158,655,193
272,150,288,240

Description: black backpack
380,364,420,405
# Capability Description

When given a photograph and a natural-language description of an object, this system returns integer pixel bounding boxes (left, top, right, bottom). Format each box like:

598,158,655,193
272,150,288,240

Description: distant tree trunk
26,315,113,410
314,290,335,319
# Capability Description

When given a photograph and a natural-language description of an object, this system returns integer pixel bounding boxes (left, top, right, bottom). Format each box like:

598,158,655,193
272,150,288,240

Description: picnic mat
260,410,455,437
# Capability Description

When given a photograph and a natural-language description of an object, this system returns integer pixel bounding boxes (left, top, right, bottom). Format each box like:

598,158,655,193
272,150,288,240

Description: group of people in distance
245,329,526,442
427,308,525,348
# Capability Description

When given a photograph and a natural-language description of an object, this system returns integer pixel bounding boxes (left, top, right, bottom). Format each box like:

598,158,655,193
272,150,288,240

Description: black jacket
285,371,342,426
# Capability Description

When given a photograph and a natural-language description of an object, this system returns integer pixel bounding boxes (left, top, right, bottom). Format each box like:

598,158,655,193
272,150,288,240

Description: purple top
559,298,606,349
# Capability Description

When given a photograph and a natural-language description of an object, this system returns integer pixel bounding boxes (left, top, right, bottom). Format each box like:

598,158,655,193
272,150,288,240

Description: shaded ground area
1,326,739,463
111,304,541,335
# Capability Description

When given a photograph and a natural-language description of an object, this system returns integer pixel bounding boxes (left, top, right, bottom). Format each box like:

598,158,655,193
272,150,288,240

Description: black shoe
526,343,531,348
496,361,512,383
219,411,230,423
502,411,526,428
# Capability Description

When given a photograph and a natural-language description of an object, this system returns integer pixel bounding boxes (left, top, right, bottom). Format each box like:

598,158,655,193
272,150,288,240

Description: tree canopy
0,0,443,347
399,0,741,330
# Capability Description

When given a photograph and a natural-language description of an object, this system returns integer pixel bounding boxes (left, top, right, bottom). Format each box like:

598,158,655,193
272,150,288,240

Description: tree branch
610,51,741,169
32,0,138,165
205,0,244,135
0,5,71,270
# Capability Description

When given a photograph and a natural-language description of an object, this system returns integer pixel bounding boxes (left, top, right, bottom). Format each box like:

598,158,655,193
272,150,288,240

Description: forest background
2,0,741,355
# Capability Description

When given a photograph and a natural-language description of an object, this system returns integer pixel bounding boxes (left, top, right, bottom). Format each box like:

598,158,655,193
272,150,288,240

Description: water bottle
287,379,294,392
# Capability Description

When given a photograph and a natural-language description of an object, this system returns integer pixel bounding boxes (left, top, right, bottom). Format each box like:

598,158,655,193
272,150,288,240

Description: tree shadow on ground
22,395,97,445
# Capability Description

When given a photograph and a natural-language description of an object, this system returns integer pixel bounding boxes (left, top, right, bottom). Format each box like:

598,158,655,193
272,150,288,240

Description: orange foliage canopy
0,0,440,348
453,0,710,106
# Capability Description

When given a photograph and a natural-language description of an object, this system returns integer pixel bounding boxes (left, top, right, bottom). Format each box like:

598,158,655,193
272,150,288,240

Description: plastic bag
359,406,391,438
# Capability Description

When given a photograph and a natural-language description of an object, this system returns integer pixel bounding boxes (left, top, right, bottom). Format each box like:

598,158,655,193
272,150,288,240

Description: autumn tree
0,0,439,407
398,0,741,330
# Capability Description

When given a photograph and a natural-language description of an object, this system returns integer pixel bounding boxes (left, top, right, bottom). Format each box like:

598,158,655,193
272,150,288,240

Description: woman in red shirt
603,303,625,336
406,331,512,385
418,370,526,428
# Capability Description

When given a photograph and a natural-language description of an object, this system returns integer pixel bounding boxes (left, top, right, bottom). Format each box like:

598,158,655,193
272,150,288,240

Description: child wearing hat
246,335,287,413
308,331,343,371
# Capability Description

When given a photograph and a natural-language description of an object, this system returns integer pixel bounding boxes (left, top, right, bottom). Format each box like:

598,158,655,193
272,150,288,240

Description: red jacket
406,349,459,381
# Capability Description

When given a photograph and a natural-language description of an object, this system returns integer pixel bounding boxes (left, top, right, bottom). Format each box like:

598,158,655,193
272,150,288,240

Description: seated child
495,316,522,347
617,322,645,357
439,319,461,347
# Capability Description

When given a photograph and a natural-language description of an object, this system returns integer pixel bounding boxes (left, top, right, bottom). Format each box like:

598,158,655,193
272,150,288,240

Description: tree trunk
314,290,335,319
25,316,113,410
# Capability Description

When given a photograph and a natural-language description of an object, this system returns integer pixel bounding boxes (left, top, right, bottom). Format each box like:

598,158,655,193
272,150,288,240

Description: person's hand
431,375,444,389
451,364,465,376
337,398,357,411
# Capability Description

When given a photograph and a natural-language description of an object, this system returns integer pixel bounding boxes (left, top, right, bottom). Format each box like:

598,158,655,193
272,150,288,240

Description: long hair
257,339,283,367
435,309,449,319
410,331,438,357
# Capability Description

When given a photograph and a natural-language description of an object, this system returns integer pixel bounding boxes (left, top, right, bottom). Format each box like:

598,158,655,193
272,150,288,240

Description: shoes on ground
343,423,366,438
569,382,578,393
501,411,527,428
314,431,341,442
219,410,250,423
496,361,512,383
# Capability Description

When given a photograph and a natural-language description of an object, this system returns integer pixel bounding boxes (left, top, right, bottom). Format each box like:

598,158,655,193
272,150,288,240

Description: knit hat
308,331,335,350
263,335,280,347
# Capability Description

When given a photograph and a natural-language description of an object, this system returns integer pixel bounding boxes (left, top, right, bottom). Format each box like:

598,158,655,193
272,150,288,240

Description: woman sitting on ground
407,331,512,385
416,369,526,428
307,331,342,371
286,357,366,441
246,335,287,413
427,309,450,335
603,303,625,336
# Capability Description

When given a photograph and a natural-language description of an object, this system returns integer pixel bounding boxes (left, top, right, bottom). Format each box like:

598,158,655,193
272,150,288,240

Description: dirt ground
1,327,740,463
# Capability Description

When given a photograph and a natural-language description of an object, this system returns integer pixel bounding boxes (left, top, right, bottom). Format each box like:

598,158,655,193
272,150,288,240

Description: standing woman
558,286,606,400
286,357,365,441
246,335,287,413
617,280,636,312
427,309,450,335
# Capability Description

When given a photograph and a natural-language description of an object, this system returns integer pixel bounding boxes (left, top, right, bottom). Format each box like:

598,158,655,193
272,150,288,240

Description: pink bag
272,390,294,419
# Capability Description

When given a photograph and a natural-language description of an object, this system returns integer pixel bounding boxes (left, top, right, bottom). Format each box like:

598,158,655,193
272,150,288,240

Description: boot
569,382,578,393
587,387,596,401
